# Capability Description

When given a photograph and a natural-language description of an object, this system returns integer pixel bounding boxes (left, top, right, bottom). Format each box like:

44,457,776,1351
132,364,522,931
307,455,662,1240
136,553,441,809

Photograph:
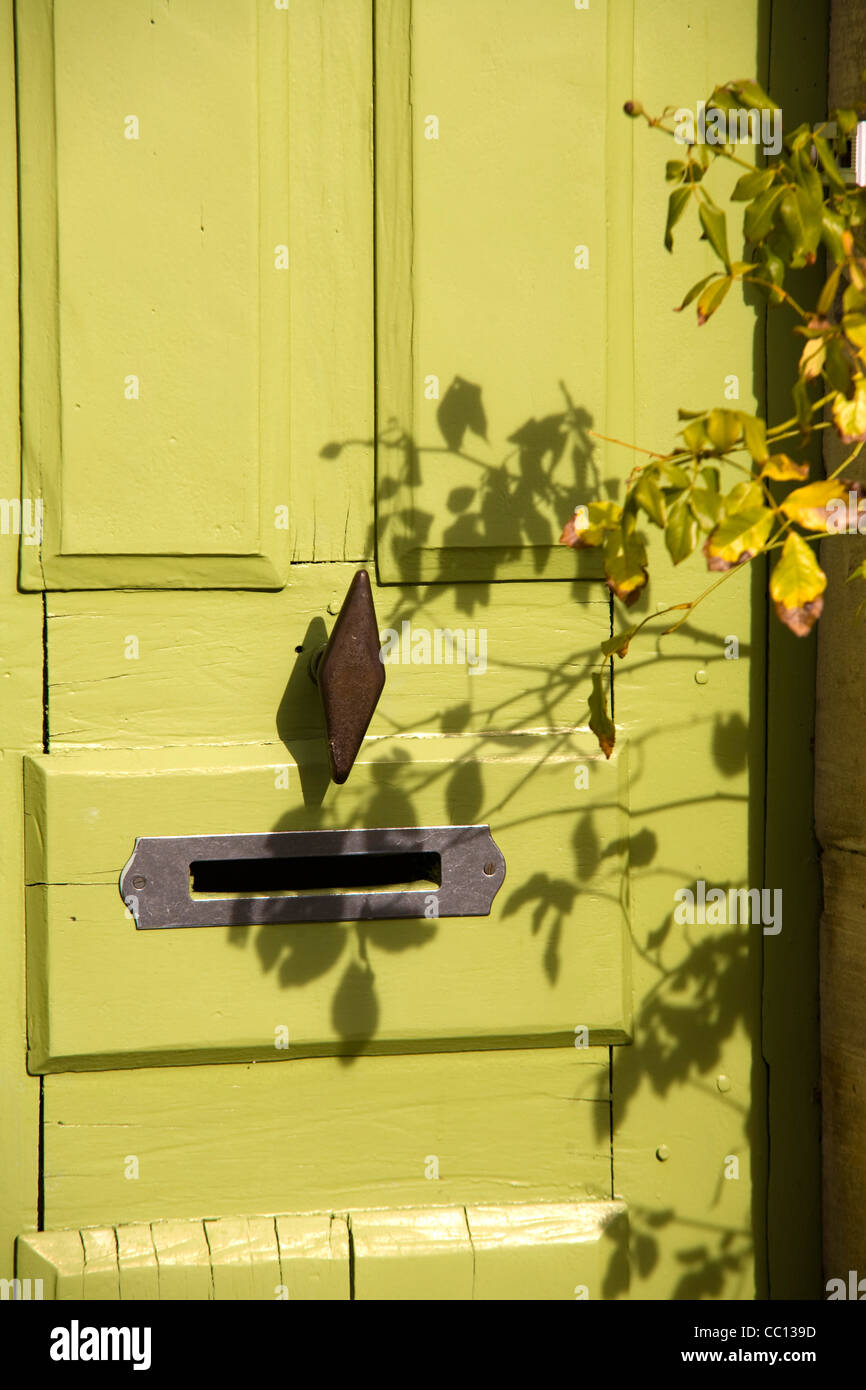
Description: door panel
3,0,806,1301
42,573,610,750
16,0,291,589
375,0,633,583
24,737,629,1072
39,1051,612,1230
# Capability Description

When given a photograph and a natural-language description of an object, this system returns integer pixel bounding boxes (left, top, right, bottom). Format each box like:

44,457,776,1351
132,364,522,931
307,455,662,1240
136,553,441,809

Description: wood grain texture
350,1199,627,1299
17,1212,350,1300
350,1206,474,1299
17,1200,623,1300
42,1050,611,1230
608,0,773,1302
288,0,374,562
375,0,629,583
0,0,43,1290
45,569,609,749
13,0,373,587
24,735,629,1070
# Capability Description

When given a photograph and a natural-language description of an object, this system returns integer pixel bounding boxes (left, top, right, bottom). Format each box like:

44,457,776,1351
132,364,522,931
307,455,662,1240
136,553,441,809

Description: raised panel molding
15,0,290,589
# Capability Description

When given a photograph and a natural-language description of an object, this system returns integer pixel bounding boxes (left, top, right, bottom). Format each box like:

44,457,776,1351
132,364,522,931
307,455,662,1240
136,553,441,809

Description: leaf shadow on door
322,375,607,609
222,376,769,1297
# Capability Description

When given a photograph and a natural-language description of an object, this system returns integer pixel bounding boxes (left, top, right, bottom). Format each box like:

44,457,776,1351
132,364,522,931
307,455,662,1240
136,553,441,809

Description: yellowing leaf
689,486,724,531
760,453,809,481
843,314,866,351
697,276,732,325
780,478,850,531
769,532,827,636
799,336,826,381
588,671,615,759
832,380,866,444
603,527,649,607
704,507,774,570
560,500,622,549
601,627,638,659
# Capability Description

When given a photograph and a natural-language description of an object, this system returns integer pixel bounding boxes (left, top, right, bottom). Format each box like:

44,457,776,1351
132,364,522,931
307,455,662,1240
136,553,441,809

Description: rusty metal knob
309,570,385,784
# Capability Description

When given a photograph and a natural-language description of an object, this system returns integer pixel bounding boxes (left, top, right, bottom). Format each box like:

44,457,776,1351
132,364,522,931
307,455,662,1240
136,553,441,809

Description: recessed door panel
16,0,290,588
24,738,630,1072
375,0,634,582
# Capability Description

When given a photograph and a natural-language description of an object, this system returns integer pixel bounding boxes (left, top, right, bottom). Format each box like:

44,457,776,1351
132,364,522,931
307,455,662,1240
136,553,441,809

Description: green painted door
2,0,823,1300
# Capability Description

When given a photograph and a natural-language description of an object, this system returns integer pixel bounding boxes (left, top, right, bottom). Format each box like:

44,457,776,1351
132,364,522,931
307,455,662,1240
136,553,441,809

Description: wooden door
1,0,824,1301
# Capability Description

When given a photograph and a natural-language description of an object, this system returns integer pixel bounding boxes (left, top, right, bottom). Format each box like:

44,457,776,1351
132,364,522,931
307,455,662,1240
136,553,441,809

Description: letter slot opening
189,851,443,898
120,826,506,928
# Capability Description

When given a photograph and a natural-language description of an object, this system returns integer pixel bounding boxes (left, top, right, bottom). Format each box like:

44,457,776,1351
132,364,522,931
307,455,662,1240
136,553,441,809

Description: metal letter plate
119,825,506,929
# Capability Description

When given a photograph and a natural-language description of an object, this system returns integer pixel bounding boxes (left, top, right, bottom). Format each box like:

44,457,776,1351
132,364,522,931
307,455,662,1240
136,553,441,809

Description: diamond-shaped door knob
309,570,385,784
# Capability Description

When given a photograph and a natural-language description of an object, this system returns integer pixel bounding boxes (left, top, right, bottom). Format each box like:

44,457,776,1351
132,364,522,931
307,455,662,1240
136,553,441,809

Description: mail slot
120,826,506,928
24,737,630,1073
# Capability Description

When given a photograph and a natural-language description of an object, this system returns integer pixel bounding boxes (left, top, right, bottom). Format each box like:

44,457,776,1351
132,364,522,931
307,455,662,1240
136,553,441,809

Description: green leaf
697,276,732,325
660,460,692,487
731,167,776,202
836,108,859,138
698,201,731,268
729,79,778,113
724,480,764,513
792,377,813,435
700,465,721,490
794,146,824,205
665,501,699,564
588,671,616,759
665,187,692,252
769,532,827,636
778,187,823,263
601,627,638,659
755,244,786,291
665,160,686,182
820,208,848,264
744,186,786,243
682,419,708,453
705,408,741,452
813,134,847,193
787,123,814,154
817,263,844,317
634,472,667,527
674,274,717,313
689,486,724,530
823,338,854,397
738,412,769,462
706,85,742,116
